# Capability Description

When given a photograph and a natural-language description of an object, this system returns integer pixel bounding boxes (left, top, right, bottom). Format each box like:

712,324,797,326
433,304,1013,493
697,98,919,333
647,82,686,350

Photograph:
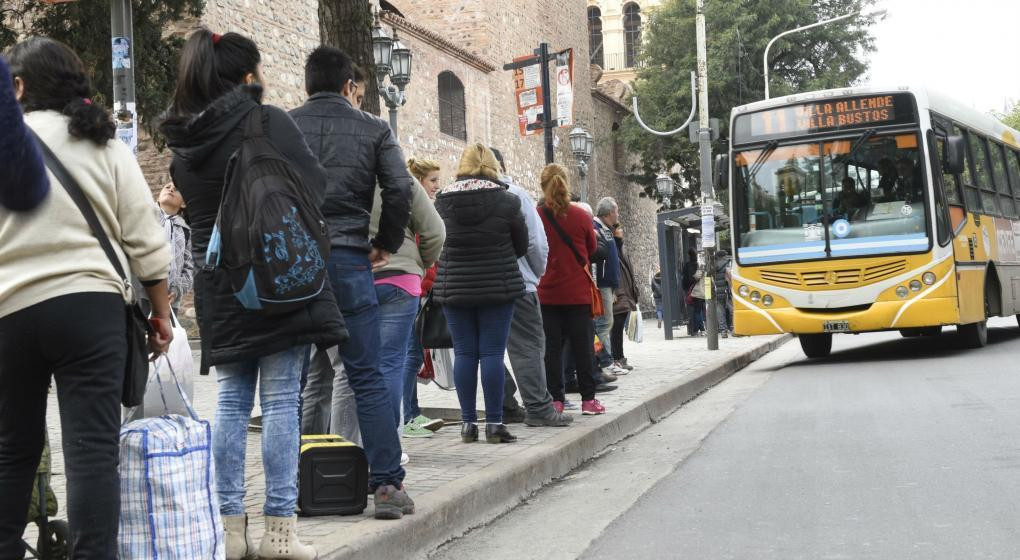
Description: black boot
461,422,479,443
485,423,517,444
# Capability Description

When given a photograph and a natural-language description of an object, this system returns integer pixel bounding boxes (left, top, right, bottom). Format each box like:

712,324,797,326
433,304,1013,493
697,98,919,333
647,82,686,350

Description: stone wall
132,0,660,312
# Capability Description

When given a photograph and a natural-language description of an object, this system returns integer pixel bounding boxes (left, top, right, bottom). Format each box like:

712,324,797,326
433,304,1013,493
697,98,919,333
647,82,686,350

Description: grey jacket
370,178,446,279
290,92,411,253
504,176,548,293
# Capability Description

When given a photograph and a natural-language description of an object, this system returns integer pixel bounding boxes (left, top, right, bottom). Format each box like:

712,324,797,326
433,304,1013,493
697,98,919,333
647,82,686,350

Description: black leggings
611,311,629,361
0,292,126,560
542,304,597,402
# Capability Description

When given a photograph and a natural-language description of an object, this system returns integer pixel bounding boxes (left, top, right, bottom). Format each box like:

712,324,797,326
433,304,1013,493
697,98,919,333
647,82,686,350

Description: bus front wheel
958,320,988,348
799,333,832,358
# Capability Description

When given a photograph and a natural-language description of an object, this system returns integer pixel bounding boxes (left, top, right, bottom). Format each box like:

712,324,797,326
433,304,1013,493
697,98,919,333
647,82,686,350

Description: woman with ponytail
160,29,342,560
0,37,172,558
536,163,606,416
433,144,527,444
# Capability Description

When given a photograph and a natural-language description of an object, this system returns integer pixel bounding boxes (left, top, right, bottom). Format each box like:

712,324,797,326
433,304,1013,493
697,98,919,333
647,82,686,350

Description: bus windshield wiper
747,140,779,182
836,128,876,165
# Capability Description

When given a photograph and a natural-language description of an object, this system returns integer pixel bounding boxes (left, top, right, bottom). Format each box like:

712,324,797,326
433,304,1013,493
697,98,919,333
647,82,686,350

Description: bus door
932,129,986,323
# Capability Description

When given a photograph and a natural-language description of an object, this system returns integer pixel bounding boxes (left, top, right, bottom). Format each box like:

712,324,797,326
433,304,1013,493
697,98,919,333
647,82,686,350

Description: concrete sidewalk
30,321,788,559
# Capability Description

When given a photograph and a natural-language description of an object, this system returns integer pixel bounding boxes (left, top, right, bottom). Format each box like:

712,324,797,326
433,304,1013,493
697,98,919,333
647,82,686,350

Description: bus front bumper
733,296,960,336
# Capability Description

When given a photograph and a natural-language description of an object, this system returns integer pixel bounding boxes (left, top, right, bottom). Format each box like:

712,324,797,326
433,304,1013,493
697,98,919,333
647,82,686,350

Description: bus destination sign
733,93,916,143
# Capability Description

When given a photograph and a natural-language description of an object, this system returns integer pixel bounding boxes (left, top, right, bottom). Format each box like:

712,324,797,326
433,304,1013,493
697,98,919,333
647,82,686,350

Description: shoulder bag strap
541,206,587,269
30,130,132,292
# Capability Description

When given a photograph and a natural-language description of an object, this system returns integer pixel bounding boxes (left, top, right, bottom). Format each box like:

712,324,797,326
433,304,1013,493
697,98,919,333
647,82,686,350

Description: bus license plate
823,320,850,333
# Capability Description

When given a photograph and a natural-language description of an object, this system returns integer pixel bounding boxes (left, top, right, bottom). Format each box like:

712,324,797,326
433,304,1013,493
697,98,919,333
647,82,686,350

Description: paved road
434,318,1020,560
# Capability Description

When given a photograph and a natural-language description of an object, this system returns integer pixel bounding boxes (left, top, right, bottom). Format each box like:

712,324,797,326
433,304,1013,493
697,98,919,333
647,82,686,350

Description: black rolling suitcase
298,435,369,516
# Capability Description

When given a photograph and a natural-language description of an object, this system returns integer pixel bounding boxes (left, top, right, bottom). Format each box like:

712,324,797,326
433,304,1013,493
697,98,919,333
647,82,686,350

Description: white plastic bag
124,311,194,422
431,347,457,391
627,306,644,343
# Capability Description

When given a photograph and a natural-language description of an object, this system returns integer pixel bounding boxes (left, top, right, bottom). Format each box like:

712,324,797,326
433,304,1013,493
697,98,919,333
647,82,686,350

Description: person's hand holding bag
144,279,174,358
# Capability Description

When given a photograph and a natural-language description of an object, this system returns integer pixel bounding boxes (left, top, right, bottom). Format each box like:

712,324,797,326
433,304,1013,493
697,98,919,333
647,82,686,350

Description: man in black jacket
290,46,414,520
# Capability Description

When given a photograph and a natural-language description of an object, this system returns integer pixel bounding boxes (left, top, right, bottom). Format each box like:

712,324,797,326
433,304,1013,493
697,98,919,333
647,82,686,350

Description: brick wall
134,0,660,312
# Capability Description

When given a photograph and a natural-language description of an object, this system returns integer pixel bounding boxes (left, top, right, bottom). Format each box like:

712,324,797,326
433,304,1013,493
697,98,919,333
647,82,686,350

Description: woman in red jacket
536,164,606,416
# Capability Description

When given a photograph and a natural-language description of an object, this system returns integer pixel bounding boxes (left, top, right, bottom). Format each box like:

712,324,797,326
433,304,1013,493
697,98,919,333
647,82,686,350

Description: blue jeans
443,302,516,424
329,248,404,489
214,345,308,517
691,298,706,333
375,284,420,430
403,329,424,424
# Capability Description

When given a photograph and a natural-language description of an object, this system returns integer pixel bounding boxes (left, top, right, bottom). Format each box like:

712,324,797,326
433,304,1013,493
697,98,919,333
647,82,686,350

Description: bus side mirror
943,135,966,175
714,154,729,192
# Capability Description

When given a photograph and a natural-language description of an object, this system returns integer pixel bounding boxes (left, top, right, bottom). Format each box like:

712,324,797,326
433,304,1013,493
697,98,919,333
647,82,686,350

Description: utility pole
695,0,719,350
537,42,555,164
110,0,137,156
502,42,559,165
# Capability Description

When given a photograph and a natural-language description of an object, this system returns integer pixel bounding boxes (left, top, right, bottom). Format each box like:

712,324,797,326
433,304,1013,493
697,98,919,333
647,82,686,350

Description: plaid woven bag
119,360,224,559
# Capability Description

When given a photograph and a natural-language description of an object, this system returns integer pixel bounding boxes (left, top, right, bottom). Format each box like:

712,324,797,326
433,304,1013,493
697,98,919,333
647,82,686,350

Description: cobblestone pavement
27,321,778,553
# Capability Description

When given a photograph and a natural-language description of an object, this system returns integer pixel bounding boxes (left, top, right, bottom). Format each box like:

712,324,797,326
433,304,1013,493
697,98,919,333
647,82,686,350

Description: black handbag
415,292,453,349
33,133,152,407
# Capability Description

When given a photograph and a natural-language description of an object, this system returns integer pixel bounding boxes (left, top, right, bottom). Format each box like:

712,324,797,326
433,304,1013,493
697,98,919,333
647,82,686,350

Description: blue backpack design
205,106,329,314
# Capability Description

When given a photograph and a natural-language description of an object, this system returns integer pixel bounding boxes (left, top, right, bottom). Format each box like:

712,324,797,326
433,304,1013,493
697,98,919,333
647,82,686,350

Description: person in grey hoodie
491,148,573,427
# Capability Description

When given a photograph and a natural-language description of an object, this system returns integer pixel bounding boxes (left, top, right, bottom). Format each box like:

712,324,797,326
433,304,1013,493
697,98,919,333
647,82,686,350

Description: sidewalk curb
320,334,792,560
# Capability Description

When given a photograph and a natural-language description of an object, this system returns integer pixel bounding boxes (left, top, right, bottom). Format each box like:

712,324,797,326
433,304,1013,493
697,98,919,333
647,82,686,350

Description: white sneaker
609,364,629,375
400,452,410,466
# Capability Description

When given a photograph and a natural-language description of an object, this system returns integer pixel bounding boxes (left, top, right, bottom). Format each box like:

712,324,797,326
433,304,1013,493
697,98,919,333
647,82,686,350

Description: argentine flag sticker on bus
832,219,851,239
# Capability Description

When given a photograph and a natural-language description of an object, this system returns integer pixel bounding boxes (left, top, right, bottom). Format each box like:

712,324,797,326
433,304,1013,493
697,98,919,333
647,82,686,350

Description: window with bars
624,2,642,68
438,71,467,141
588,7,604,68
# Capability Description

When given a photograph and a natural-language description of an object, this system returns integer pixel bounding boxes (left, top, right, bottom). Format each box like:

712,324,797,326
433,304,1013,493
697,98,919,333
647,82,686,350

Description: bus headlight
750,291,761,303
738,285,750,297
896,286,909,299
909,280,922,292
762,295,774,307
922,272,936,285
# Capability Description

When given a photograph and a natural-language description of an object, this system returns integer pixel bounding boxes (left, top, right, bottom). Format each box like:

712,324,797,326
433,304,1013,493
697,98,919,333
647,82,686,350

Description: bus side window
1007,149,1020,218
989,142,1016,218
930,133,954,245
954,126,983,213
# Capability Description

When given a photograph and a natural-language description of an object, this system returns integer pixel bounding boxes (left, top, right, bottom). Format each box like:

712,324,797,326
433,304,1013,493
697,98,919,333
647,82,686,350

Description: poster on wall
555,49,573,128
512,54,543,137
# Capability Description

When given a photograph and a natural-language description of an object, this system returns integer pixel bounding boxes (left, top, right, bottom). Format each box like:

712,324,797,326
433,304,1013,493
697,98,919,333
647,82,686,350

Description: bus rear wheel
799,333,832,358
958,320,988,348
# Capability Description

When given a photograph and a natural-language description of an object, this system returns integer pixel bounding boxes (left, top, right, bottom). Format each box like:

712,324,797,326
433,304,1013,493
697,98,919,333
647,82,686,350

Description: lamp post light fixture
763,8,887,99
655,172,674,207
372,15,413,137
570,126,594,201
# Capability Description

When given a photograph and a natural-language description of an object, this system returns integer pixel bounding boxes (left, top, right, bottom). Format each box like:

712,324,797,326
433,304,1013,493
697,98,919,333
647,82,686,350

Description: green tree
319,0,380,116
1,0,204,139
1000,102,1020,130
620,0,879,208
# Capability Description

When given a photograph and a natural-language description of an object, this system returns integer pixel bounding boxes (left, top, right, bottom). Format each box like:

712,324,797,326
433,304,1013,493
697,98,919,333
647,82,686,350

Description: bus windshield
734,132,930,265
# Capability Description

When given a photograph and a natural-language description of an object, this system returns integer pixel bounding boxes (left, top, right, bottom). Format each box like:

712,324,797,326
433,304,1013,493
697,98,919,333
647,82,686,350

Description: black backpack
205,106,329,314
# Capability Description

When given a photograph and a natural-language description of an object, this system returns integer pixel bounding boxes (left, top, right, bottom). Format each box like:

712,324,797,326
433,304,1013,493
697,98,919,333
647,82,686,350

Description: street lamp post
655,173,673,208
570,126,595,202
763,9,887,99
372,16,412,137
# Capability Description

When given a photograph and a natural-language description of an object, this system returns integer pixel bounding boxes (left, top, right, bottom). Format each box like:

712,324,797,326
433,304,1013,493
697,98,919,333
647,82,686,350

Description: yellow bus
722,86,1020,357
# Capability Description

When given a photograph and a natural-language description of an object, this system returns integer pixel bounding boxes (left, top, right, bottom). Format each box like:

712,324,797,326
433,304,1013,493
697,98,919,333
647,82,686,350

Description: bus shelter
656,204,729,340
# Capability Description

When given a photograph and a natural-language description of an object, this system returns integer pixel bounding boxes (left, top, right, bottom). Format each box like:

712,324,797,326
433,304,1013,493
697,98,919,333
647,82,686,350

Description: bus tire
799,333,832,358
957,320,988,348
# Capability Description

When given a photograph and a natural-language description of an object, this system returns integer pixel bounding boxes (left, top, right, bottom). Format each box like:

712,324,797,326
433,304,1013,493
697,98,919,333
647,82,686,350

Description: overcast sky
866,0,1020,114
